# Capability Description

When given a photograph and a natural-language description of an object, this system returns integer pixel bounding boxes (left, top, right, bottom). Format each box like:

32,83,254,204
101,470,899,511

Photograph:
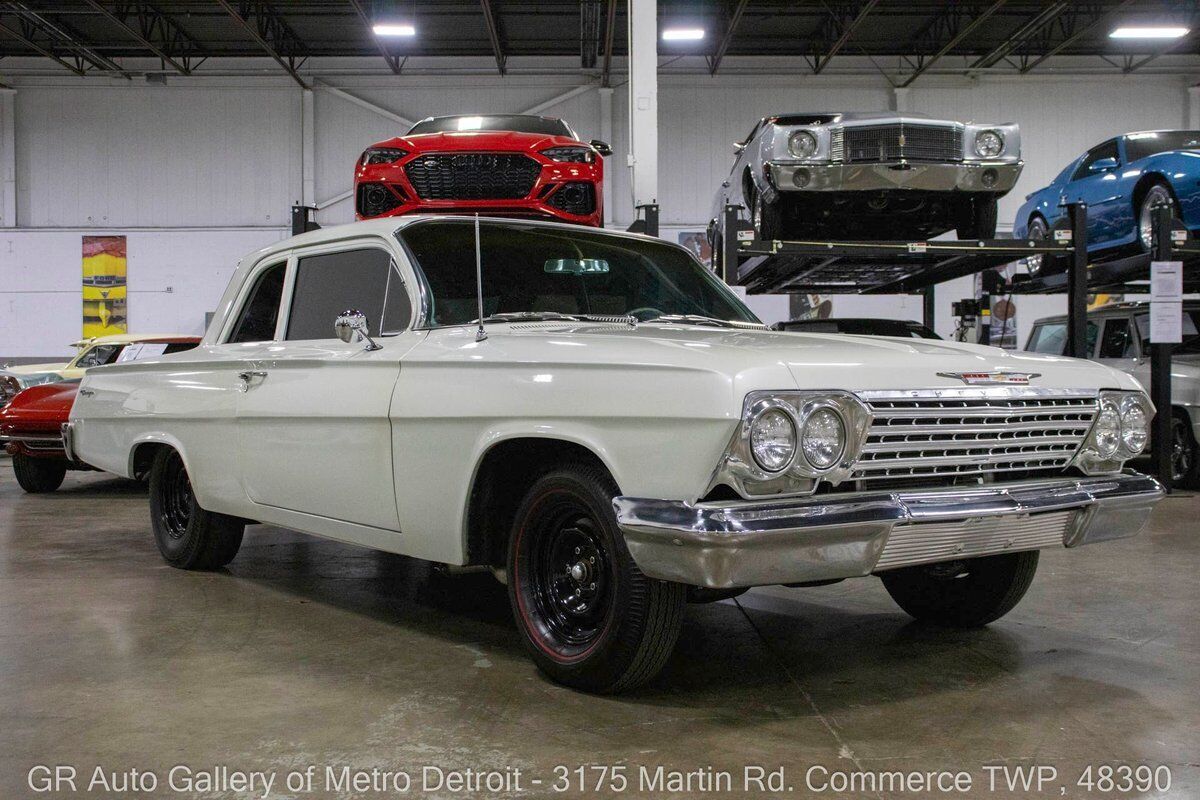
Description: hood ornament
937,371,1041,386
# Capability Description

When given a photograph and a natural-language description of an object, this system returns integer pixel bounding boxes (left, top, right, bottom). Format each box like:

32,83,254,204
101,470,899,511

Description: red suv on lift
354,114,610,227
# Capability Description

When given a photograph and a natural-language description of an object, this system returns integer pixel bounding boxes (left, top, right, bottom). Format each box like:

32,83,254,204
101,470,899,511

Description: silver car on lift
708,112,1022,260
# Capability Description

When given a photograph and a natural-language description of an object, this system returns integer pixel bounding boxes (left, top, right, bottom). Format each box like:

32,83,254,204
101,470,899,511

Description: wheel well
741,167,755,205
1132,172,1175,212
464,438,616,568
130,441,172,480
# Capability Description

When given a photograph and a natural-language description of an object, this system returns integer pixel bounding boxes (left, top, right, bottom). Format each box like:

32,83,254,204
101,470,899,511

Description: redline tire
507,463,684,693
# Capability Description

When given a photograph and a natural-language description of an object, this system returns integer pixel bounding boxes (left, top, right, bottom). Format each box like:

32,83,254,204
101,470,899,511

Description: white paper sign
1150,261,1183,302
1150,301,1183,344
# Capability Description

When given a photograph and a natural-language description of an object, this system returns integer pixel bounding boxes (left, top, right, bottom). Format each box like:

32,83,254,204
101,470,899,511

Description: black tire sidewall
12,453,67,493
1138,183,1175,252
149,449,203,566
880,551,1039,628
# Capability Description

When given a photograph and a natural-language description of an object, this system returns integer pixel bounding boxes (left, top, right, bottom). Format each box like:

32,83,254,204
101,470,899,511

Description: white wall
1,71,1196,356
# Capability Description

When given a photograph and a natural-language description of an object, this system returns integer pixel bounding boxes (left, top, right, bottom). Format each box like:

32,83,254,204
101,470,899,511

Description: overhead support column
0,89,14,227
626,0,657,226
890,87,910,112
301,88,315,208
1066,203,1089,359
599,87,614,227
1189,85,1200,129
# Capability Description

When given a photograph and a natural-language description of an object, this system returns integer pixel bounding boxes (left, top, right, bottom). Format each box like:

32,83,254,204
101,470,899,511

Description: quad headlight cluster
718,391,873,498
1074,390,1153,475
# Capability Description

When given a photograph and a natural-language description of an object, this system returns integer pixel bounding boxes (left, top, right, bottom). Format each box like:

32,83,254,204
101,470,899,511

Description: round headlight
974,130,1003,158
1093,402,1121,459
789,131,818,159
1120,401,1149,454
801,407,846,470
749,407,797,472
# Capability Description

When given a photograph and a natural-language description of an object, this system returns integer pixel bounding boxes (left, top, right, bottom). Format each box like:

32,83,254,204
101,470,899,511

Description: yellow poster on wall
82,236,127,337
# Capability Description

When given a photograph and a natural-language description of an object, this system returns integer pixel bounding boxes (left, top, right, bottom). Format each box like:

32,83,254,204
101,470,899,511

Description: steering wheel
626,307,666,322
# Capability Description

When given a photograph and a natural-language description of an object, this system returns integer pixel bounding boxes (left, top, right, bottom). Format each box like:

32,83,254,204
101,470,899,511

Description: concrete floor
2,459,1198,800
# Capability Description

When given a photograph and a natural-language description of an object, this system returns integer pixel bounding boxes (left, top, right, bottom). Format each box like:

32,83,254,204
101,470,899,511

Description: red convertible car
1,336,200,492
354,114,610,227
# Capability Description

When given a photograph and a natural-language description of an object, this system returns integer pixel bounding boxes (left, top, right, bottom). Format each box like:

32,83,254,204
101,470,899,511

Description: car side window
285,247,410,341
1026,321,1098,356
1098,318,1136,358
1071,140,1119,181
74,343,123,368
228,262,286,343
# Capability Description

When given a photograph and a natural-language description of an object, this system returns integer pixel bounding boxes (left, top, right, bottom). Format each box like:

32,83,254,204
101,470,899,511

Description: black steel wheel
879,551,1039,628
12,453,67,493
148,448,245,570
508,463,685,693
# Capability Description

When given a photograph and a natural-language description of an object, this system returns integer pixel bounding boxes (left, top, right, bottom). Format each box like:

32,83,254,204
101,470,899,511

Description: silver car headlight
1074,391,1154,475
974,130,1004,158
788,130,818,159
714,391,872,498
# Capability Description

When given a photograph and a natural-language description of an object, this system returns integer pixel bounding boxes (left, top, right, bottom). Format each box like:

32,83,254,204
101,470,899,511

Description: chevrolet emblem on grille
937,371,1041,385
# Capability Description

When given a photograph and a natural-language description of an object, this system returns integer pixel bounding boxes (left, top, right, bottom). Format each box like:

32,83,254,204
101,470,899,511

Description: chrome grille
853,392,1097,486
875,510,1074,571
833,123,962,163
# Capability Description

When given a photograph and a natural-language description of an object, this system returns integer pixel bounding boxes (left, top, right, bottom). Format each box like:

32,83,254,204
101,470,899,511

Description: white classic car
709,112,1022,256
68,217,1161,693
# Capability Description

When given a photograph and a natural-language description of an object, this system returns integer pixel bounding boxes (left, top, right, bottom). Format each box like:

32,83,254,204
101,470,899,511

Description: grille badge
936,371,1041,385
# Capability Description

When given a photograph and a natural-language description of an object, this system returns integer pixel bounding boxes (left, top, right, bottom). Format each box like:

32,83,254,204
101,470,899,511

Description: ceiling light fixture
373,23,416,37
661,28,705,41
1109,26,1189,39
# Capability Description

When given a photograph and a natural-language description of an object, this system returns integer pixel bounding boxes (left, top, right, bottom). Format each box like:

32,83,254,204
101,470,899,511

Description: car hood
378,130,579,154
0,380,78,424
472,323,1140,394
3,361,69,377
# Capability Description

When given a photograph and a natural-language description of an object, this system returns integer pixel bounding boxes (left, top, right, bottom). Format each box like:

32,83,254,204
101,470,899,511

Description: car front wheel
148,448,244,570
879,551,1039,627
1171,413,1199,489
507,463,685,693
1138,182,1176,251
12,453,67,493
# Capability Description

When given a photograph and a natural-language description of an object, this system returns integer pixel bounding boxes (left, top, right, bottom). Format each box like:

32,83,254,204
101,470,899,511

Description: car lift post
636,203,659,238
1150,202,1174,492
722,204,741,283
291,204,319,236
922,286,935,331
1066,202,1089,359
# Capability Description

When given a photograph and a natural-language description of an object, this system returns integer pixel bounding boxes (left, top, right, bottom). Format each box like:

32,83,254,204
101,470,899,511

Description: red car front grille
404,153,541,200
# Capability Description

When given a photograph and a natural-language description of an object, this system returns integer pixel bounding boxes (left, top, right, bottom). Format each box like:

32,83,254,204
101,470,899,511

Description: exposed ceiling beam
812,0,879,75
600,0,616,87
0,18,84,75
214,0,308,89
479,0,505,75
708,0,749,75
899,0,1007,88
81,1,203,76
3,1,130,77
346,0,402,75
969,2,1067,70
1020,0,1136,74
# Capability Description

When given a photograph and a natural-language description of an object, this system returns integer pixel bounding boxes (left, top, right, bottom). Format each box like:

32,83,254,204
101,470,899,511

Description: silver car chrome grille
875,510,1074,572
832,123,963,163
852,393,1097,486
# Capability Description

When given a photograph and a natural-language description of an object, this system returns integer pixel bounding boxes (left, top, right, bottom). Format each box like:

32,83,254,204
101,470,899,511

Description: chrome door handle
237,370,267,382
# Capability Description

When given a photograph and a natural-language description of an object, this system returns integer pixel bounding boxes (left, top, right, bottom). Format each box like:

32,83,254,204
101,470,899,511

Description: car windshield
1125,131,1200,162
399,220,761,328
406,115,573,137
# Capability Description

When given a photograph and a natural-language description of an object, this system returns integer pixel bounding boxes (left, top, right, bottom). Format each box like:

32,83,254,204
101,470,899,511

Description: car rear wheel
507,462,685,693
1138,182,1177,251
12,453,66,493
1171,413,1199,489
148,448,244,570
955,196,998,240
879,551,1039,628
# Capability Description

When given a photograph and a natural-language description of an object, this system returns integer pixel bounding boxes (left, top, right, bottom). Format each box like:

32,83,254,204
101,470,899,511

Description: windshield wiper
647,314,767,329
476,311,636,326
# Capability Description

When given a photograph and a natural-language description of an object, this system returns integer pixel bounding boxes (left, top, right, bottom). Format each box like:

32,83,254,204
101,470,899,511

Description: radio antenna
474,214,487,342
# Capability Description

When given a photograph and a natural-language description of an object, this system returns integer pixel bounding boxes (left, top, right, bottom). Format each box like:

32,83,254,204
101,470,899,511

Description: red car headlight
540,146,595,164
360,147,408,166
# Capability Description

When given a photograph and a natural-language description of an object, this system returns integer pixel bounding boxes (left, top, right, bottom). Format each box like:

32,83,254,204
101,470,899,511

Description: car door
1064,139,1125,248
235,239,422,532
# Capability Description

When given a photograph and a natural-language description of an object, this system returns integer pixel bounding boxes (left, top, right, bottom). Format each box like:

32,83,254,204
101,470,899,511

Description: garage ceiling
0,1,1195,85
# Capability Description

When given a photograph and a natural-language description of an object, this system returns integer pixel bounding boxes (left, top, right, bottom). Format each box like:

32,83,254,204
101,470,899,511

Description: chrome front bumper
613,473,1163,589
768,160,1022,193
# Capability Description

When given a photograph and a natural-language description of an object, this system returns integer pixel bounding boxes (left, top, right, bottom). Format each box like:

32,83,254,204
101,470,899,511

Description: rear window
1125,131,1200,162
407,115,573,137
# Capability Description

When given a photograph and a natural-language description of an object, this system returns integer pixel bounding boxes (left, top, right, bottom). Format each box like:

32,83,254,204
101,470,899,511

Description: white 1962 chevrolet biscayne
67,216,1163,692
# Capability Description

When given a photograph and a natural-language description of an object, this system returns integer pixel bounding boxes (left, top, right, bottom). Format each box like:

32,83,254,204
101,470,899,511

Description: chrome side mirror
334,309,382,351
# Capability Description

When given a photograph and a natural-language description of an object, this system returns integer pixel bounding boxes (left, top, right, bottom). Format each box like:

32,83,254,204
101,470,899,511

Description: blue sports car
1013,130,1200,274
